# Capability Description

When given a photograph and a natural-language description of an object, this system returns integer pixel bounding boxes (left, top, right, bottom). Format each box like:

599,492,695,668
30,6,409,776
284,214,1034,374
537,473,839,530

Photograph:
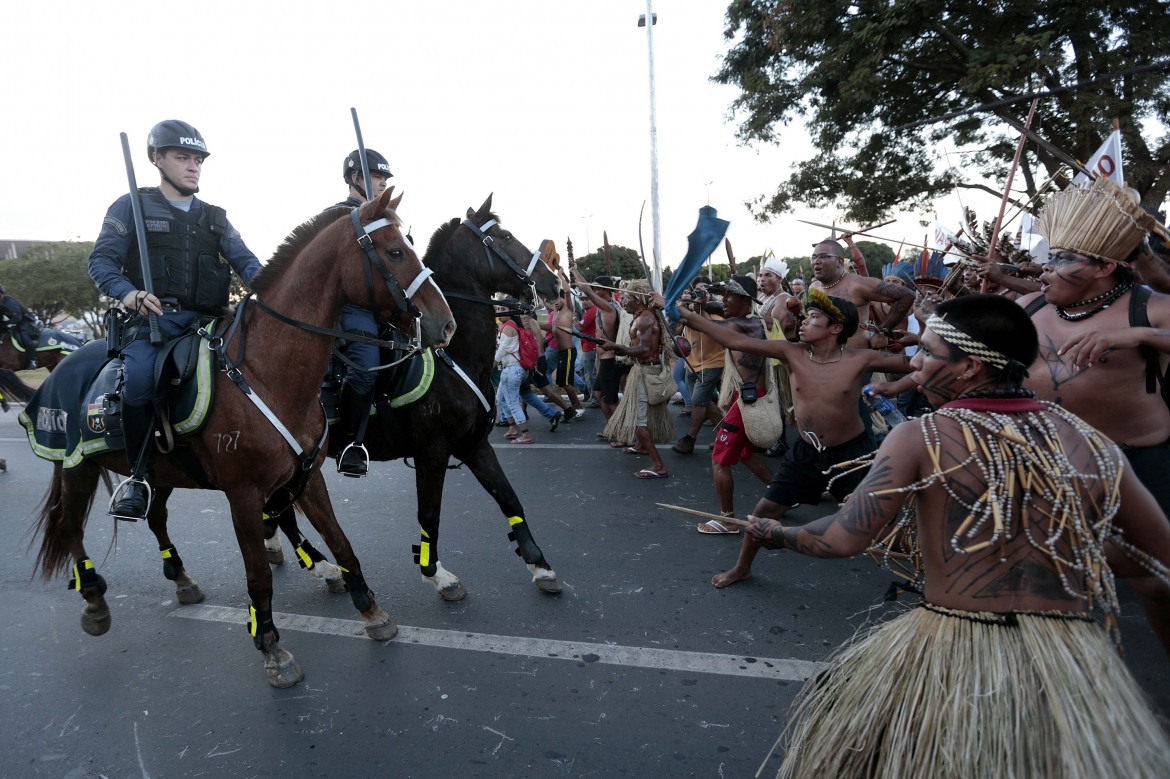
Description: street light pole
639,2,662,291
581,214,592,254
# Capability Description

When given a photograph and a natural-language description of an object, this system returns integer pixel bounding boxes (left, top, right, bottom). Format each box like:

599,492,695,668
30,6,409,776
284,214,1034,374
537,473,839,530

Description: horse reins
458,217,545,310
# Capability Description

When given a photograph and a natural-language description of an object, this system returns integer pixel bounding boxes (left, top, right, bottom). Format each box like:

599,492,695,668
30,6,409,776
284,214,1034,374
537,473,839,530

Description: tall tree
716,1,1170,223
0,242,103,333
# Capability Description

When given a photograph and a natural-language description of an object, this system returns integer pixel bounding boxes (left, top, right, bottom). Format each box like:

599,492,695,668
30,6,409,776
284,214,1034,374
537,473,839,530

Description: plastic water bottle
863,385,908,427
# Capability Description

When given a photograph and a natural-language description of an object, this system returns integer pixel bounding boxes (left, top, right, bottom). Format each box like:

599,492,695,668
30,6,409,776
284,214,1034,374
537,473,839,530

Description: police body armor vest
124,188,231,314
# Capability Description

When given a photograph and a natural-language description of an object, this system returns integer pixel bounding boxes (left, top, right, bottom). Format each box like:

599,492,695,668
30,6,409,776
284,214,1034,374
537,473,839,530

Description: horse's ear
468,193,493,221
374,186,400,214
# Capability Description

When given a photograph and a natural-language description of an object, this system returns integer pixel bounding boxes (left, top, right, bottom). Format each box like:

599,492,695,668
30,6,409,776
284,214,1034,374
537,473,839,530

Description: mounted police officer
326,148,392,476
0,283,42,368
88,120,261,520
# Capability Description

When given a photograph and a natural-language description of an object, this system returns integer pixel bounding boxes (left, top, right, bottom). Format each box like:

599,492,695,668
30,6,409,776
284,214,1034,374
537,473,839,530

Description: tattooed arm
748,422,922,557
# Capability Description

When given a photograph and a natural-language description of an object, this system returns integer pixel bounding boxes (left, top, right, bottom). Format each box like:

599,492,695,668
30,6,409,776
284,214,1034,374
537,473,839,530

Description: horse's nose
439,318,457,349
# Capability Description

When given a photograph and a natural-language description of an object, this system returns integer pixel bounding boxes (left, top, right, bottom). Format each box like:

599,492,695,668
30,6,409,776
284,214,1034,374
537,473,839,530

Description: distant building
0,240,40,260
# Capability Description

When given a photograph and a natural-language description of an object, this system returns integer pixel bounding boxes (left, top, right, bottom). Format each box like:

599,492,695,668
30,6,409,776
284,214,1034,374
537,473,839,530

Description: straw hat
1037,177,1154,263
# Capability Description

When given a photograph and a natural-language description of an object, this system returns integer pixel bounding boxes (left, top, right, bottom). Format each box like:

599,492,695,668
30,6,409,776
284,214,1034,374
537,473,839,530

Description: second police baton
119,131,163,345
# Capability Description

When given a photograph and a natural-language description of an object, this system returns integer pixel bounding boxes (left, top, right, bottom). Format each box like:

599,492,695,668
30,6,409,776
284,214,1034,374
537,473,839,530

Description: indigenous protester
0,283,41,368
545,278,585,418
678,288,911,587
788,277,806,296
756,256,798,341
327,147,393,476
577,295,599,404
600,279,671,479
572,269,622,420
1018,176,1170,657
87,120,261,520
680,276,774,534
672,280,726,455
752,294,1170,779
809,238,915,350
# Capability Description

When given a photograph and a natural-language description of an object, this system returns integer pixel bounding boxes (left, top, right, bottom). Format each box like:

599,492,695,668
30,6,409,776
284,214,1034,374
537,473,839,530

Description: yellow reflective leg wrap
507,515,525,527
418,542,431,567
248,604,258,638
69,558,96,591
295,544,315,570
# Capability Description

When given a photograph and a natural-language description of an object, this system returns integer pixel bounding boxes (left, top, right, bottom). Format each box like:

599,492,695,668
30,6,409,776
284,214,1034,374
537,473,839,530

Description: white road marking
171,604,823,681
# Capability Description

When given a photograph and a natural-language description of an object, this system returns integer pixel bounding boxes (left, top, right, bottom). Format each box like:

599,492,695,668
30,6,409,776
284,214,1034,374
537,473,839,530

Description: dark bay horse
270,194,563,601
0,327,84,372
26,188,455,687
0,367,36,410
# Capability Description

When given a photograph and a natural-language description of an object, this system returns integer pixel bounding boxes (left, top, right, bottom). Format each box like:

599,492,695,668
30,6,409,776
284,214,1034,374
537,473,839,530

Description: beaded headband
925,314,1010,370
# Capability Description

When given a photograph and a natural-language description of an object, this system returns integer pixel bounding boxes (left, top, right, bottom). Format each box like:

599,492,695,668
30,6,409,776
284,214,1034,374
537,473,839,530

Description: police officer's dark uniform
0,284,41,367
88,120,261,519
327,148,392,476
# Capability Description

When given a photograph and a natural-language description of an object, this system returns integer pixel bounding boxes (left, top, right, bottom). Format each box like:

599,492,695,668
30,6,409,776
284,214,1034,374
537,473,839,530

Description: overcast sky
0,1,993,276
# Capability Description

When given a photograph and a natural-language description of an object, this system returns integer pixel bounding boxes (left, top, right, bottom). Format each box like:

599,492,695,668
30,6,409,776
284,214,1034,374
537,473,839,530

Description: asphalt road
1,401,1167,778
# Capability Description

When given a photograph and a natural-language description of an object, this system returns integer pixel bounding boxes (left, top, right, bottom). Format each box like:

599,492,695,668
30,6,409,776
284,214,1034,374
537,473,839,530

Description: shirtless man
572,269,622,419
545,280,585,415
1018,191,1170,656
755,257,798,340
600,280,669,478
678,288,911,587
752,294,1170,778
809,239,915,350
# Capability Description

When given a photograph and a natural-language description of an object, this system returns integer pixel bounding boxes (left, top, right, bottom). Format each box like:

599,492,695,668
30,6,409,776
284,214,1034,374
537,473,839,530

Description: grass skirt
601,362,673,444
772,604,1170,779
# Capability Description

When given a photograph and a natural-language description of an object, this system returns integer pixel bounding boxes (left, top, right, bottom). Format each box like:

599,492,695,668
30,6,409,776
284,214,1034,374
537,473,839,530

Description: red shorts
710,397,756,466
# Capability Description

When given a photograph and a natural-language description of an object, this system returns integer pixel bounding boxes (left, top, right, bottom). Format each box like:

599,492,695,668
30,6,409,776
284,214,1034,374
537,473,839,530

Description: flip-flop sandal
624,447,648,455
697,519,739,535
609,440,630,448
512,438,534,445
504,431,519,440
634,468,668,479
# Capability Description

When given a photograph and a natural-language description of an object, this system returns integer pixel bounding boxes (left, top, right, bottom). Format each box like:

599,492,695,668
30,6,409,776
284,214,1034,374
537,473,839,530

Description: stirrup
108,476,153,521
337,442,369,478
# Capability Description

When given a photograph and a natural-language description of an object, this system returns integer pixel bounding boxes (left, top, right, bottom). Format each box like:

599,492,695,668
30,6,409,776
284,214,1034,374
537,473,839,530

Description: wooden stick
986,96,1040,294
655,503,752,527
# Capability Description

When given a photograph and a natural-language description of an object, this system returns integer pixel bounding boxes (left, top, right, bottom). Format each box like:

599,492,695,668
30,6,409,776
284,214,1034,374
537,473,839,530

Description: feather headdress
1037,177,1154,263
803,286,844,323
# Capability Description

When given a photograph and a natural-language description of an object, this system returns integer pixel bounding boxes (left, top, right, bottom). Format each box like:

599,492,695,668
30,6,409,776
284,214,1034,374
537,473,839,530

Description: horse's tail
0,368,35,404
29,462,101,580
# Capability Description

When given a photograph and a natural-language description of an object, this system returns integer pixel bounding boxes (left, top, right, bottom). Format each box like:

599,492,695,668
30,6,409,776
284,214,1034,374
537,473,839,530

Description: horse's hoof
81,607,111,636
325,577,347,594
176,584,205,604
438,582,467,601
263,644,304,689
364,608,399,641
534,576,562,594
266,657,304,689
266,547,285,566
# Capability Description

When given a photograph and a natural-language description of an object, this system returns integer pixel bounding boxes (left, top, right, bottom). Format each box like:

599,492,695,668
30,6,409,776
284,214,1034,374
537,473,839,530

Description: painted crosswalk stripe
172,604,823,681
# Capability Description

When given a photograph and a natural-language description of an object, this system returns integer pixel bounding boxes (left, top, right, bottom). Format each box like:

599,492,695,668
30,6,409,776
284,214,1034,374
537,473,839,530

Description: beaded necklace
821,272,845,291
859,401,1138,643
1055,278,1134,322
807,345,844,364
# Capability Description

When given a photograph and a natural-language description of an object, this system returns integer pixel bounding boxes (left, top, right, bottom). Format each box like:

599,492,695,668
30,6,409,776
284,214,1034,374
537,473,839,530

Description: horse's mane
250,208,350,293
423,211,501,269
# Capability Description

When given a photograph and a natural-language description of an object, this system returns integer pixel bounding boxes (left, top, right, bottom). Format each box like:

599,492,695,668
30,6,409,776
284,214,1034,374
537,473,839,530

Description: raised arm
864,276,916,331
749,421,922,557
677,306,792,358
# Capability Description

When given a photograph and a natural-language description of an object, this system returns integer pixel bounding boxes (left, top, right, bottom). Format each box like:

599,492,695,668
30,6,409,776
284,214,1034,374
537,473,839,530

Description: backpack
514,326,539,371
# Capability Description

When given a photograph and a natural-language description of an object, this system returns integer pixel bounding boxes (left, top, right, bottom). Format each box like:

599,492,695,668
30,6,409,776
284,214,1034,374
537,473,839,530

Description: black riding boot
110,403,156,520
337,386,373,477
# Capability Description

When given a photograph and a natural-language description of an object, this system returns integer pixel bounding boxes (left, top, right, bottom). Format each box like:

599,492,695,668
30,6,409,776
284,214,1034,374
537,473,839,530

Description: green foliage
716,1,1170,220
0,242,103,331
575,244,647,283
855,240,894,276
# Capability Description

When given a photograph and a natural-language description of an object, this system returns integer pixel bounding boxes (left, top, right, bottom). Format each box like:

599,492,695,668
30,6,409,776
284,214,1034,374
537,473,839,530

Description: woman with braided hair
752,294,1170,778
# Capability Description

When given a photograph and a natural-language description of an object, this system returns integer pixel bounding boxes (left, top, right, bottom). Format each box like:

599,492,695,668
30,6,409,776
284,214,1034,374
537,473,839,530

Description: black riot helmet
343,149,392,185
147,120,210,163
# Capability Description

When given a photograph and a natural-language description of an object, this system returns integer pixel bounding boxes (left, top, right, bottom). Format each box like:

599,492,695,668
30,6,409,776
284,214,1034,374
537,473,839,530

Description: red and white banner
1071,129,1125,186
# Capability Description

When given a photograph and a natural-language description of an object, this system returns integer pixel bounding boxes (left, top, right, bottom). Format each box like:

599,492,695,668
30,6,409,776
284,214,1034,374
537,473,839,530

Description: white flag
1071,129,1124,186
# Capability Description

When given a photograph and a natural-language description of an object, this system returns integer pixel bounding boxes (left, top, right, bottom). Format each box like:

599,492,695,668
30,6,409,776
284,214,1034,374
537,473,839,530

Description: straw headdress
1037,177,1154,263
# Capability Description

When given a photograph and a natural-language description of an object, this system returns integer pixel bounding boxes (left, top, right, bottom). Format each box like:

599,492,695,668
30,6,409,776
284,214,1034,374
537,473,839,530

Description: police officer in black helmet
0,282,42,368
88,120,261,520
326,148,392,476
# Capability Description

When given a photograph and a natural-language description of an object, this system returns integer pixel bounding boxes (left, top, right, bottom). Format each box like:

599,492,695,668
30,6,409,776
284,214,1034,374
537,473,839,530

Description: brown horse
266,194,563,600
0,327,84,372
26,188,455,687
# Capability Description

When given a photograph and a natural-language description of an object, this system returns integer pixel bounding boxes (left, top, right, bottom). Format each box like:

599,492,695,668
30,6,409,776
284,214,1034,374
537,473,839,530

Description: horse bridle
450,217,546,310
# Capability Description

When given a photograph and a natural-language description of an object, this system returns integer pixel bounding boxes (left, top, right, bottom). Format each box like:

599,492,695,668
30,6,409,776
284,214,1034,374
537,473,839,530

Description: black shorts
596,358,620,403
763,431,875,507
555,346,577,387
